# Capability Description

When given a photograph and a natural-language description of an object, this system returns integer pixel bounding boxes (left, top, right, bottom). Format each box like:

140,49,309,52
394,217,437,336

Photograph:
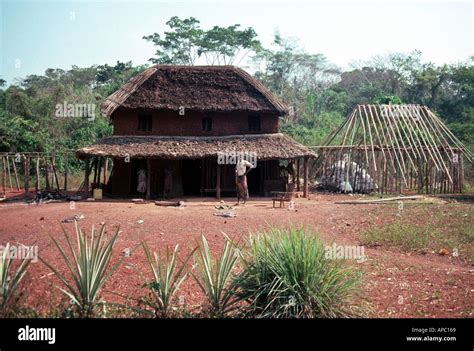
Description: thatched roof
76,133,315,160
101,65,288,117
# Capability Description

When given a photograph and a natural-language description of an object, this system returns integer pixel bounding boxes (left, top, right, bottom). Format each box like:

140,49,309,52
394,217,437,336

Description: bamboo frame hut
315,104,472,194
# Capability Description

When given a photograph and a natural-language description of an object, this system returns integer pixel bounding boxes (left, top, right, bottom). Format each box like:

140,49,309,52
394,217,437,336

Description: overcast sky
1,0,472,84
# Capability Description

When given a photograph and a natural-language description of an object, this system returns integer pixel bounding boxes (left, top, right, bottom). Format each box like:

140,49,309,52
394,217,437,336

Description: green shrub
192,235,240,317
40,222,125,317
140,242,192,318
0,243,31,317
234,226,361,318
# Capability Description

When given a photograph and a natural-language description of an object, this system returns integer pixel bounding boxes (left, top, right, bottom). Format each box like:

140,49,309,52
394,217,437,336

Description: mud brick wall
112,109,279,136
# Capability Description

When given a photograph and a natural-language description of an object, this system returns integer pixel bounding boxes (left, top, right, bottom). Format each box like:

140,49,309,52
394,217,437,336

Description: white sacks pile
320,160,378,193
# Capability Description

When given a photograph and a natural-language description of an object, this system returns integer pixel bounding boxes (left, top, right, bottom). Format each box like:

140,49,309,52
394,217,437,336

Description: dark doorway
246,164,261,196
182,159,202,196
130,159,147,197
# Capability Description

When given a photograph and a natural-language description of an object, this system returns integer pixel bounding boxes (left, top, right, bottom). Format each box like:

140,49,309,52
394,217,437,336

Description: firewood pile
33,189,64,202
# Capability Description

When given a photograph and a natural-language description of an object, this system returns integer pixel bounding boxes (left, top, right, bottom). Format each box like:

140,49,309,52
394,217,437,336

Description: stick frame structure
313,104,470,194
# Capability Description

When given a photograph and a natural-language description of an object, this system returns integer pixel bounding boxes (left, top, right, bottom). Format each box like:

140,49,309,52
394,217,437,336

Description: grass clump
0,243,31,317
140,242,192,318
234,226,361,318
192,235,240,318
40,222,126,317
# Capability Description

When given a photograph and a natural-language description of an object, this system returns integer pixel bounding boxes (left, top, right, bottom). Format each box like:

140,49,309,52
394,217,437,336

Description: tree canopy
1,17,472,161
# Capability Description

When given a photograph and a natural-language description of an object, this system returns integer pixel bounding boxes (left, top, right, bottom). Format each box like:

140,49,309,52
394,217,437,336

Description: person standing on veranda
235,160,255,205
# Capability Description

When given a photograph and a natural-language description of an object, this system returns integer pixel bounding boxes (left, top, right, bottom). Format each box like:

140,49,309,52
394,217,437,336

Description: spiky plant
140,242,193,318
192,235,240,317
40,222,125,317
234,226,361,318
0,243,31,316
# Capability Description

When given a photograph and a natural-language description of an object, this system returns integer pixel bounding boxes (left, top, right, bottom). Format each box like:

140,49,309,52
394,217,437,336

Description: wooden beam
64,155,68,191
303,157,309,198
11,157,20,191
1,157,5,196
44,157,50,190
103,157,108,185
6,156,13,190
84,158,90,193
146,159,151,200
93,157,98,184
51,156,60,190
296,158,300,192
35,156,40,191
200,159,204,196
23,156,29,195
97,157,102,187
216,163,221,199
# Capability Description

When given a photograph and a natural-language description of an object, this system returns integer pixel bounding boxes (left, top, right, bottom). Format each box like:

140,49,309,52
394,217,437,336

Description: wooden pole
1,157,5,196
6,156,13,190
303,157,309,198
64,155,68,191
51,156,60,190
371,105,397,174
97,157,102,187
146,159,151,200
296,158,301,191
11,157,20,191
200,159,204,196
35,155,40,191
93,157,98,185
216,163,221,199
103,157,108,185
23,156,30,195
84,158,90,193
44,157,50,190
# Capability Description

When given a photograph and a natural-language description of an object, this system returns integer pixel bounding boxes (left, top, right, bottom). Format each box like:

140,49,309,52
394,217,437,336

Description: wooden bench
271,184,297,208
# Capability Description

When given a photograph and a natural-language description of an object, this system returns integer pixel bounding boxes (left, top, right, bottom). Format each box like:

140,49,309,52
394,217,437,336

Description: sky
0,0,472,84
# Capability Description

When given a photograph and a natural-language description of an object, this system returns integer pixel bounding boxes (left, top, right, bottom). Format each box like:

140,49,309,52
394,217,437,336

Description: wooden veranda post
97,157,102,187
303,156,309,198
296,158,301,191
216,163,221,199
103,157,108,184
146,159,151,200
84,158,90,193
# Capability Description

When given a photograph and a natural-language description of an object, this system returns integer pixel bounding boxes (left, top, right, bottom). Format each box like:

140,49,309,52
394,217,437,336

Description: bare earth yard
0,192,472,317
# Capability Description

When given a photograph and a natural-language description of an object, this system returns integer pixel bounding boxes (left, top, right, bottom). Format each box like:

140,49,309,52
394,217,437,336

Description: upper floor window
138,114,152,132
248,115,261,132
202,117,212,132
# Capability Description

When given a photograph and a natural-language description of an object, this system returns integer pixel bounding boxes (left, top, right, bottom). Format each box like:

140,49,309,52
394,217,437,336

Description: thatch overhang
76,133,315,161
101,65,288,117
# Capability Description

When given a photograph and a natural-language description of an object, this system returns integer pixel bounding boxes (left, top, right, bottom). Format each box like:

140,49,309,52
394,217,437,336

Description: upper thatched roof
76,133,315,160
101,65,288,117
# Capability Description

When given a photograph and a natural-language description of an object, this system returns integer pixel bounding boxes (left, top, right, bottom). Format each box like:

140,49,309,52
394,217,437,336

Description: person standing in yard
235,159,255,205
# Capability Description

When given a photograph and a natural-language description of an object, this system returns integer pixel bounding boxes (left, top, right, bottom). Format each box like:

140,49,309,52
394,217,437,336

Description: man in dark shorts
235,160,255,205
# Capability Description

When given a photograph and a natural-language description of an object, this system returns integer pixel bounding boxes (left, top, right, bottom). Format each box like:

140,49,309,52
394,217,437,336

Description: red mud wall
112,109,279,136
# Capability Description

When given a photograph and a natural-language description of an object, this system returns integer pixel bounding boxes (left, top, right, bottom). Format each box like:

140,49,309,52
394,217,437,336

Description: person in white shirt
235,160,255,205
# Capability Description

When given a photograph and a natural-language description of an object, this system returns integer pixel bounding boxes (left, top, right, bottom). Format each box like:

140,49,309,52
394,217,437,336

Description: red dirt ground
0,191,472,317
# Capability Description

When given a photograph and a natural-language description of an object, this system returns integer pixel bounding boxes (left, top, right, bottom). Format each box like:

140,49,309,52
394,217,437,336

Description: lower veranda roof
76,133,315,160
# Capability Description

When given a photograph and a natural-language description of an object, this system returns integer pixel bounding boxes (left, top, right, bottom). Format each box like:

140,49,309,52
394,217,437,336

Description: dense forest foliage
0,16,472,157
